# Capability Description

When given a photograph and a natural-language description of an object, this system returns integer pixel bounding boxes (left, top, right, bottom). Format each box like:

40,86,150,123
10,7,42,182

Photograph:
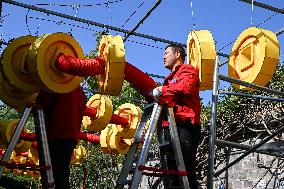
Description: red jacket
160,64,201,126
36,87,86,140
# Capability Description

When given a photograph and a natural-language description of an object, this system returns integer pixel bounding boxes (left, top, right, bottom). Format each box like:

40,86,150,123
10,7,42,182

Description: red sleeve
161,66,199,96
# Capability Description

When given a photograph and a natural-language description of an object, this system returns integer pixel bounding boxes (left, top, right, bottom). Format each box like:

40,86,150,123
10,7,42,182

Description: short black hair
165,44,186,61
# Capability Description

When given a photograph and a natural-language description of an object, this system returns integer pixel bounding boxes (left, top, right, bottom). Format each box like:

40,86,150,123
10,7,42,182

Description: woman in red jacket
36,86,86,189
152,44,201,189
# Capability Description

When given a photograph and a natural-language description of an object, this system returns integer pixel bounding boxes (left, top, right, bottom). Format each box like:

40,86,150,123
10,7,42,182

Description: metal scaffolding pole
220,91,284,103
216,139,284,158
214,125,284,177
207,56,220,189
219,74,284,96
239,0,284,14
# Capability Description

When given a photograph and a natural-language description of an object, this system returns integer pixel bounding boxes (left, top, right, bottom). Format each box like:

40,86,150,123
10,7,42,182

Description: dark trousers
48,138,77,189
163,121,201,189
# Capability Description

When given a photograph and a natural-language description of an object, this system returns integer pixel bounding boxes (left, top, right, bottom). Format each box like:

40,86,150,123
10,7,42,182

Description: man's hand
152,86,162,101
156,86,162,92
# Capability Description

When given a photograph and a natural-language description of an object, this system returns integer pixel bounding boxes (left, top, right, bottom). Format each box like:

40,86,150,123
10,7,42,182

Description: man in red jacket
152,44,201,188
36,86,86,189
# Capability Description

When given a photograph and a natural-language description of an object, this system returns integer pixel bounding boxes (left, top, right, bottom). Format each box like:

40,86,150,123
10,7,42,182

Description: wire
251,0,254,26
0,13,10,24
123,0,162,41
218,11,281,52
120,2,144,29
25,9,32,35
29,16,100,34
29,16,164,50
256,12,278,27
189,0,196,29
35,1,124,7
69,5,80,34
126,39,163,49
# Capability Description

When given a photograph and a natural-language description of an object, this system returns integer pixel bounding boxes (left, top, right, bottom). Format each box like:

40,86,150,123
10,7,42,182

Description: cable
29,16,163,49
69,5,80,34
120,2,145,29
251,0,254,26
189,0,196,29
29,16,164,50
25,9,32,35
124,0,162,41
218,10,281,52
35,1,124,7
105,1,113,25
29,16,100,34
126,39,163,49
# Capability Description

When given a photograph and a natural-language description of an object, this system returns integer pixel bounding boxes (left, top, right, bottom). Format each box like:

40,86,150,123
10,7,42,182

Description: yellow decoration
82,94,113,132
0,72,37,111
187,30,216,91
97,35,126,96
108,126,130,155
114,103,142,139
0,119,32,152
27,32,84,93
229,27,279,89
100,125,113,154
70,143,86,165
1,35,38,92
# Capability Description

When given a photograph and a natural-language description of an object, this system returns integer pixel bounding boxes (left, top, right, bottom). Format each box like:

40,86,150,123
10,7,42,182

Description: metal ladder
115,103,190,189
0,104,54,189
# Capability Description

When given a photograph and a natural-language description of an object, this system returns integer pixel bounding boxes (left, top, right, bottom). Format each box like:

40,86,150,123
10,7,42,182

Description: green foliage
70,143,125,189
0,173,38,189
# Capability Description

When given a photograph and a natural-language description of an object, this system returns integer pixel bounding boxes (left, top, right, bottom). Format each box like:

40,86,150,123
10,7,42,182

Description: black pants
48,138,78,189
163,121,201,189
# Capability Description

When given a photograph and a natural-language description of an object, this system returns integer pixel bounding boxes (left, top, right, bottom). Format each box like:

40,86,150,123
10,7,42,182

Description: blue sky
1,0,284,104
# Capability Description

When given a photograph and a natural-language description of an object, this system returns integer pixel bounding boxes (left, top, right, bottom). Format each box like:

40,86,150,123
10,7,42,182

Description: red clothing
160,64,201,126
36,87,86,140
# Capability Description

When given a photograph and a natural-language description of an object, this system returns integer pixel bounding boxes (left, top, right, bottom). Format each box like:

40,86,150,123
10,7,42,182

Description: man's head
163,44,186,71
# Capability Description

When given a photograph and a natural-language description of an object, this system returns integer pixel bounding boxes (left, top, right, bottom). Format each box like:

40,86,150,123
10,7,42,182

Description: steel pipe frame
216,139,284,158
214,125,284,177
239,0,284,15
207,55,220,189
207,58,284,188
220,91,284,103
219,74,284,97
